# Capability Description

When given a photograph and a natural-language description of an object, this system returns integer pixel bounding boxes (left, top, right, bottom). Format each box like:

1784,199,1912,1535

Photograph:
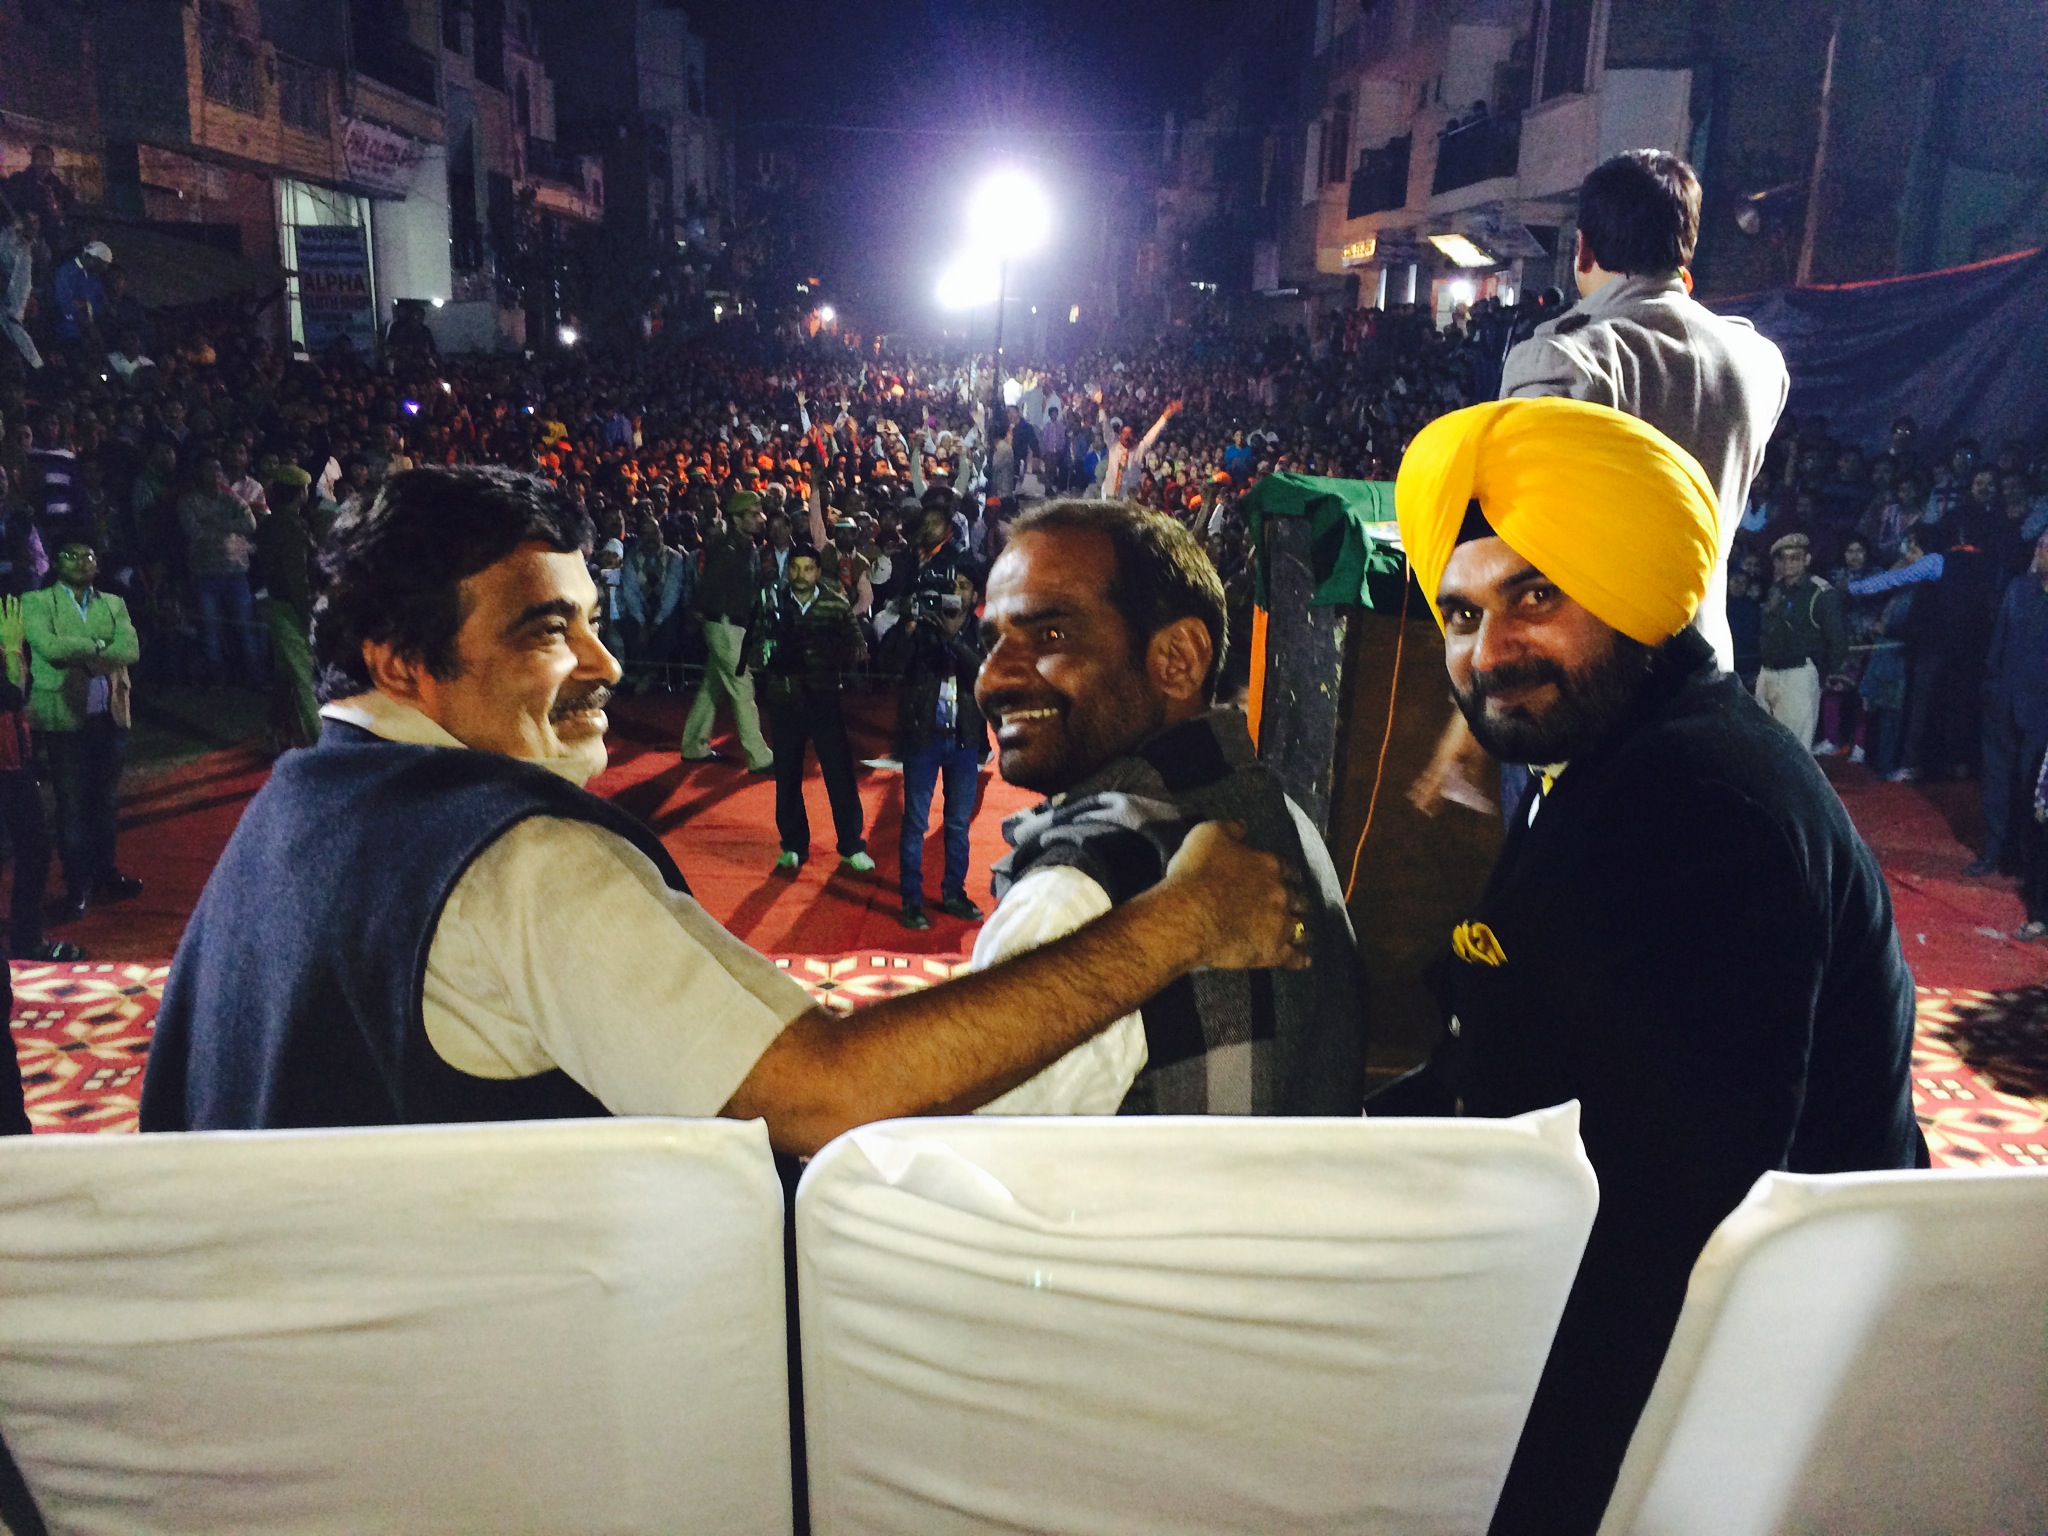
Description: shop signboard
294,224,376,357
342,117,429,196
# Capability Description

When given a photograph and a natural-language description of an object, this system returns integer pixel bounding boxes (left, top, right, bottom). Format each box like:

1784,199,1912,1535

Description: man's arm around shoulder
723,821,1308,1155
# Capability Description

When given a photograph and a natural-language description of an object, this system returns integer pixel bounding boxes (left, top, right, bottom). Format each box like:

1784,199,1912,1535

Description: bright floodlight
558,324,580,346
936,255,1002,310
966,169,1052,259
819,305,836,323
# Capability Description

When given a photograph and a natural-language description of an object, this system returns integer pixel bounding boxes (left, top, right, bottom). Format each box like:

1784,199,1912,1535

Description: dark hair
1577,150,1701,275
312,466,592,703
1010,499,1229,700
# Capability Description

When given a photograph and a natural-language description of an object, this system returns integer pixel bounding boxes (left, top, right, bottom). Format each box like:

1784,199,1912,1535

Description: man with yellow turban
1372,398,1926,1536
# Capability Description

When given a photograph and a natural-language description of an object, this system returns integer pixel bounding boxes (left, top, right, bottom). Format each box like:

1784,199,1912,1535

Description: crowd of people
2,214,2045,939
1723,417,2048,928
0,223,1532,929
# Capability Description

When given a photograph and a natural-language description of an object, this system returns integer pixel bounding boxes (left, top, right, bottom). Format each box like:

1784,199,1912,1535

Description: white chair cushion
1599,1165,2048,1536
0,1118,792,1536
796,1106,1597,1535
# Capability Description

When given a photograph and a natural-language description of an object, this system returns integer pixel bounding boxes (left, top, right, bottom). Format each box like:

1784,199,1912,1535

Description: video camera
909,589,965,623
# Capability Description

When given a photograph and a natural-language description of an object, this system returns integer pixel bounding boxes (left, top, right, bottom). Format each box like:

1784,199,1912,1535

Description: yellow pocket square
1452,921,1507,967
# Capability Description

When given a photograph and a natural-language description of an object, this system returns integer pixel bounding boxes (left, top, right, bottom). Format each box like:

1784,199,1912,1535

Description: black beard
983,683,1165,795
1452,635,1655,764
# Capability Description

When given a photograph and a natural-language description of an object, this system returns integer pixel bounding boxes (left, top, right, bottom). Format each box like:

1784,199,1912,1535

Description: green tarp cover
1243,473,1402,608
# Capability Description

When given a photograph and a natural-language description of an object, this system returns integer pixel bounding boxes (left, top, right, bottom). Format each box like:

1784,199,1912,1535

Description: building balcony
524,136,581,185
1348,136,1411,219
354,35,438,105
159,12,344,183
523,138,602,222
1431,113,1521,197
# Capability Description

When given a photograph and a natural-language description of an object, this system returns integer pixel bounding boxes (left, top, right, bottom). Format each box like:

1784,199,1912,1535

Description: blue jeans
194,572,265,686
899,736,980,909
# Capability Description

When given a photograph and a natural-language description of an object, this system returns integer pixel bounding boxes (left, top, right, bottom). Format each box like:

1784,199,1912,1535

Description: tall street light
963,169,1051,482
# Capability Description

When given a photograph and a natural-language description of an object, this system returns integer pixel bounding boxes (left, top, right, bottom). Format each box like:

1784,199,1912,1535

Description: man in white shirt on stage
140,467,1310,1152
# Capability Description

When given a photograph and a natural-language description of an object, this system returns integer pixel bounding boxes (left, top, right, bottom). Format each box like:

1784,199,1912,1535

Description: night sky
689,0,1246,329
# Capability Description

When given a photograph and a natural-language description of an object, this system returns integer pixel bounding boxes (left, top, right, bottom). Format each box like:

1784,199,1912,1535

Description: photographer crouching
749,542,873,875
879,572,988,930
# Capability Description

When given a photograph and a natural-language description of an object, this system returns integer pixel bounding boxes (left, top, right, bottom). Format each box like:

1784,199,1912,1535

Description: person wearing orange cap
1373,398,1925,1536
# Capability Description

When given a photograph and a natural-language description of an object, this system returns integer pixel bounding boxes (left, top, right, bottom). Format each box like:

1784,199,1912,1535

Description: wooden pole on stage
1254,515,1350,836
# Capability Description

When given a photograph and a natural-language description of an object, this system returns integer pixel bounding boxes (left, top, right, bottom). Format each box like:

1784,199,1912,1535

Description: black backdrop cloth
1715,246,2048,453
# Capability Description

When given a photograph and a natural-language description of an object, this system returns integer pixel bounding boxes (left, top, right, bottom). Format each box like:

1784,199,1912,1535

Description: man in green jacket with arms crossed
24,538,142,919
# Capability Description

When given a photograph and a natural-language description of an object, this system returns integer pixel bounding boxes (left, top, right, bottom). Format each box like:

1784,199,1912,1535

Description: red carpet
50,691,1034,962
8,700,2047,1163
591,692,1035,955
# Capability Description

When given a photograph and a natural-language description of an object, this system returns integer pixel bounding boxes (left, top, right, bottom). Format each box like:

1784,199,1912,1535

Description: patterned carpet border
12,961,2046,1167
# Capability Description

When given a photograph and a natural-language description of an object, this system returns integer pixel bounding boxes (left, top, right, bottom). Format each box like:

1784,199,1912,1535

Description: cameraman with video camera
879,569,987,930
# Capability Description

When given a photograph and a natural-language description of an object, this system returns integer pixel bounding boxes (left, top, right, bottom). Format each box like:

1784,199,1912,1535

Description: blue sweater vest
141,721,692,1130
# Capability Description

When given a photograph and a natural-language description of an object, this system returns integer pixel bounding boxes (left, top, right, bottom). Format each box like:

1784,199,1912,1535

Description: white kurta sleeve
422,818,814,1116
969,865,1148,1115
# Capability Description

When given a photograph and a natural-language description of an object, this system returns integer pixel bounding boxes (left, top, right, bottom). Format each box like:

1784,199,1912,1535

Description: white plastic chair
796,1106,1598,1536
0,1118,792,1536
1598,1165,2048,1536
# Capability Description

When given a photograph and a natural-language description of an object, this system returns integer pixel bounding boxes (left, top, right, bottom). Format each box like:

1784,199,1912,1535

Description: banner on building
342,117,429,196
293,224,376,358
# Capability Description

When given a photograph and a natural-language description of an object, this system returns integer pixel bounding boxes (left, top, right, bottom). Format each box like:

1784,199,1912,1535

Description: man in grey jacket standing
1413,149,1791,817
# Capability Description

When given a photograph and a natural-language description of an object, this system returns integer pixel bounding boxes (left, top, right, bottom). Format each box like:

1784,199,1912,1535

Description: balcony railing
199,21,263,115
1348,135,1410,219
1432,113,1521,196
524,137,582,186
276,53,330,135
354,36,438,104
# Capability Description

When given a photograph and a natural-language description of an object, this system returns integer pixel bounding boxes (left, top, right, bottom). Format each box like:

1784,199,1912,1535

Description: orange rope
1343,562,1409,905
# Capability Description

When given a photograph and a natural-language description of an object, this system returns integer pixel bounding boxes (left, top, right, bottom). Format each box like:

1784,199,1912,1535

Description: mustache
1465,658,1568,702
979,688,1065,724
550,683,613,721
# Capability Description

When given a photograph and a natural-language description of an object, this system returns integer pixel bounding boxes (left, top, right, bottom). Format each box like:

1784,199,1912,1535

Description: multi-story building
532,0,732,329
1079,0,1317,345
1284,0,2048,331
1285,0,1689,331
439,0,603,350
87,0,450,354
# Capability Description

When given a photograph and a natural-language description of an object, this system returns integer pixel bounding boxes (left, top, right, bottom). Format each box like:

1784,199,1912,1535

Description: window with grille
277,55,329,134
1325,94,1353,185
1538,0,1596,101
199,12,262,114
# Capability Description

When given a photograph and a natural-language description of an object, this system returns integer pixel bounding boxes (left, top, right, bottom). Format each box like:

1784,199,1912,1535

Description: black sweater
1371,628,1925,1535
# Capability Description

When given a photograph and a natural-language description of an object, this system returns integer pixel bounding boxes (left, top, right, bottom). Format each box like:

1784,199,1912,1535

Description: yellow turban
1395,398,1722,646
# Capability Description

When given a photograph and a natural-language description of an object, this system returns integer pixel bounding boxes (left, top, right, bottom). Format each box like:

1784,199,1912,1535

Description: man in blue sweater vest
140,467,1310,1153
